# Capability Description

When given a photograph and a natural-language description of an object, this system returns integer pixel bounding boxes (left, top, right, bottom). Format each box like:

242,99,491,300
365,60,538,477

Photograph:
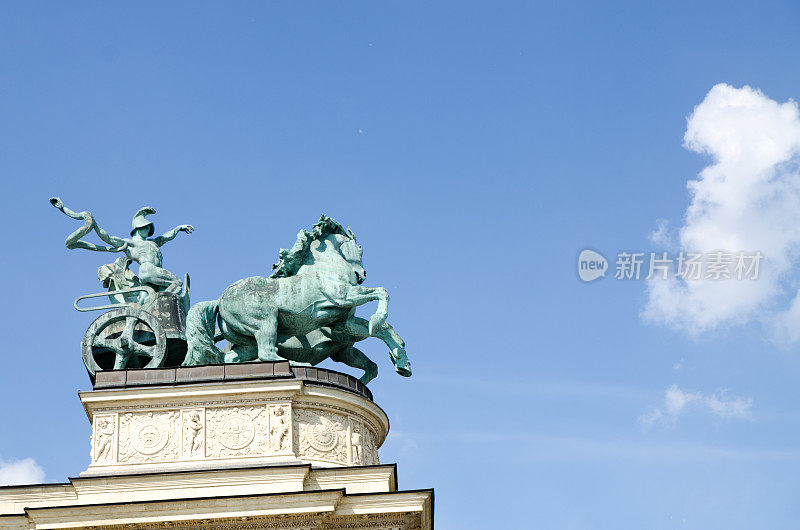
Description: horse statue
182,215,411,384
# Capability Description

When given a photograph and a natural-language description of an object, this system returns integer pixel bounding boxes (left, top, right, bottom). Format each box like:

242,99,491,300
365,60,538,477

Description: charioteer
50,197,193,294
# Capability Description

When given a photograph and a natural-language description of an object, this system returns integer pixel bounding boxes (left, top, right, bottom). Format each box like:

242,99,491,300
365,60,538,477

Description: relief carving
206,405,267,458
93,415,116,463
269,405,290,452
295,408,348,464
350,420,379,466
118,410,180,463
363,427,378,466
351,431,362,465
183,409,205,458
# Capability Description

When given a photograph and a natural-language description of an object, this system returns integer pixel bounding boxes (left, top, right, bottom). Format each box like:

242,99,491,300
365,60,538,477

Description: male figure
95,419,114,462
185,412,203,456
351,431,362,465
270,407,289,451
50,197,193,293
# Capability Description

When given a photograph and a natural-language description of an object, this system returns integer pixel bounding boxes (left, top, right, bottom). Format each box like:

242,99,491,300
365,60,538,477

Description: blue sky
2,1,800,528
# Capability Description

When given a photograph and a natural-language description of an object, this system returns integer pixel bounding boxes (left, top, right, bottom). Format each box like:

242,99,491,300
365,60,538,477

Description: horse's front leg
337,316,402,350
343,285,389,335
335,317,411,377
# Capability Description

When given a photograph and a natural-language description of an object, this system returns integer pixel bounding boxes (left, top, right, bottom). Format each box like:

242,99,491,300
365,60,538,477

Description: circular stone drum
81,364,389,475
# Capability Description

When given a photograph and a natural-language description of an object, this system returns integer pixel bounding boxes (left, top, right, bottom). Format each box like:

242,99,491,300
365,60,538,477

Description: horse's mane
269,214,352,278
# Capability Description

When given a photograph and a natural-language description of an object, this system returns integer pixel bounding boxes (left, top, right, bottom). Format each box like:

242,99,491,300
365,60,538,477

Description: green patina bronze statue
183,214,411,384
52,199,410,384
50,197,194,294
52,198,195,376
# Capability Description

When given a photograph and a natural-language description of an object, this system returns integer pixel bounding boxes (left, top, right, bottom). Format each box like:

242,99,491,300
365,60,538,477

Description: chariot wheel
81,307,167,379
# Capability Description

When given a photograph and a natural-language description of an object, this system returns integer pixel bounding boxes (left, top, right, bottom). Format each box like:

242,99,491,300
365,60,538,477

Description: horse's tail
183,300,224,366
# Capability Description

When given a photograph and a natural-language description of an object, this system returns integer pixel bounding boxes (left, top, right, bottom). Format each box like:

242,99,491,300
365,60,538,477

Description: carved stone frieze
82,379,388,473
85,513,420,529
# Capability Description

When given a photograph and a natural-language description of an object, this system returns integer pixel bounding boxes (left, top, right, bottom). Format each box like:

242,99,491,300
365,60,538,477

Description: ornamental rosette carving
118,410,180,463
294,408,348,464
206,405,268,458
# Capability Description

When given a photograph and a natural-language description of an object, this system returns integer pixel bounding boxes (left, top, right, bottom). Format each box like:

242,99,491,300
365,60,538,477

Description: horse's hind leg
254,309,281,362
219,321,258,363
331,346,378,385
225,340,258,363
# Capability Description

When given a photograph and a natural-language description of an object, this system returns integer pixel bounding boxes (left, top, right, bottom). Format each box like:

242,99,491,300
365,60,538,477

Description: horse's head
272,215,368,285
333,233,366,285
311,232,366,285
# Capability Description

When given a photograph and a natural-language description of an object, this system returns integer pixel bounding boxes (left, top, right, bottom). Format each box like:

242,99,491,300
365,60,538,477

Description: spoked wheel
82,307,167,379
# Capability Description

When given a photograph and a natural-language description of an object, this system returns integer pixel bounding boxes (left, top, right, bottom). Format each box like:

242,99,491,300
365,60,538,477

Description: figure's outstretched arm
154,225,194,247
50,197,125,252
93,225,126,249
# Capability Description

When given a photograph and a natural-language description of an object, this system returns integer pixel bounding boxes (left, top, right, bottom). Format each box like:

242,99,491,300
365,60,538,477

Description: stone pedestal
0,363,432,529
81,362,388,475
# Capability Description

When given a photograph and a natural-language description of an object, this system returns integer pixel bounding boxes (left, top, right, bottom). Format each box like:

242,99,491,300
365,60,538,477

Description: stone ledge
93,362,371,401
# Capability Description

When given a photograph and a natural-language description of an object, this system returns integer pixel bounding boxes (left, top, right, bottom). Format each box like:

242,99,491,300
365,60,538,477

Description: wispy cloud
643,84,800,339
649,218,676,249
639,384,752,427
0,457,44,486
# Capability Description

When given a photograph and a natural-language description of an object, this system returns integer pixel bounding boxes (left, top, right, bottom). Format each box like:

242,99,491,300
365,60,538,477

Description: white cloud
664,384,700,416
0,457,45,486
706,390,754,419
649,218,675,249
643,84,800,337
639,384,752,427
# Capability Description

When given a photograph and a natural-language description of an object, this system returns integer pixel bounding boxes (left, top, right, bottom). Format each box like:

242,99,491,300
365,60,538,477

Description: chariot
75,257,190,380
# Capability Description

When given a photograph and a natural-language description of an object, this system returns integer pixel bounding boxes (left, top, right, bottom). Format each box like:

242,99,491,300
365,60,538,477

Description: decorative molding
81,513,421,530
